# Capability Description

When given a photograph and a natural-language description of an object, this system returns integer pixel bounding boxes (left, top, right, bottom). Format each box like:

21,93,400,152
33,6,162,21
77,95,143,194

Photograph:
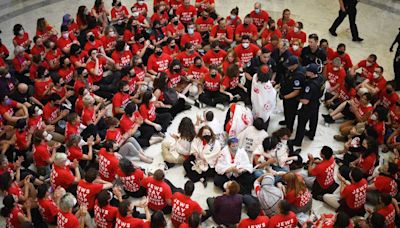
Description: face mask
333,67,339,71
173,21,179,26
59,82,65,86
43,131,53,141
138,0,144,5
281,139,288,144
36,108,43,116
109,31,115,37
230,14,236,19
66,63,71,68
373,72,380,79
125,45,130,51
370,114,377,121
170,44,176,48
337,50,345,55
195,63,202,68
242,43,249,48
187,28,194,35
210,72,217,77
173,67,180,72
270,26,275,31
132,12,139,17
4,98,12,106
113,144,119,151
203,135,212,142
292,45,299,51
366,61,372,67
155,50,162,56
294,27,299,33
84,9,90,15
19,29,24,35
52,45,57,51
88,35,95,42
244,22,249,26
4,73,11,79
117,2,122,7
62,33,69,39
123,89,129,93
255,8,260,14
214,49,220,53
202,16,208,20
386,88,393,94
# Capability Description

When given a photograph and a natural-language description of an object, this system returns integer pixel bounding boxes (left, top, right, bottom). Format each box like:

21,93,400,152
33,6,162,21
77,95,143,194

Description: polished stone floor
0,0,398,227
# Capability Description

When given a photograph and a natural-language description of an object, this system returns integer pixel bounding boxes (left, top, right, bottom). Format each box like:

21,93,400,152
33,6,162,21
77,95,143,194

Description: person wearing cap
279,55,305,132
289,63,324,147
271,39,292,85
214,137,254,194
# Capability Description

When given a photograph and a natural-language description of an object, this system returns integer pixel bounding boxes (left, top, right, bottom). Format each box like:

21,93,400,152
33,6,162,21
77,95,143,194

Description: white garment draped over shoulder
190,137,222,169
215,146,253,177
251,74,277,122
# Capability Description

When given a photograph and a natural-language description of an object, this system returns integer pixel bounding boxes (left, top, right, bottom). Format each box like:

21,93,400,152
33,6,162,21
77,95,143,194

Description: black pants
394,49,400,88
214,172,255,195
311,180,338,200
154,113,173,132
283,98,299,132
136,124,156,148
293,104,319,145
330,9,359,39
156,98,186,118
227,87,250,105
199,90,227,107
125,186,147,198
183,155,216,182
93,71,121,95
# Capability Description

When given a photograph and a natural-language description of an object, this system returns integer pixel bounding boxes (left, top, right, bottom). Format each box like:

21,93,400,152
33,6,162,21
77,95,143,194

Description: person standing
389,28,400,91
279,56,305,132
290,63,324,147
329,0,363,42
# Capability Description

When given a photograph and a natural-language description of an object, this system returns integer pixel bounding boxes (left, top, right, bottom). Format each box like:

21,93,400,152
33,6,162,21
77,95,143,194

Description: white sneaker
216,104,225,111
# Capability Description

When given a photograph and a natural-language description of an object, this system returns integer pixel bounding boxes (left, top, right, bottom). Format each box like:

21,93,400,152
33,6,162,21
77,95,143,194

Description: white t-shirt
237,126,268,159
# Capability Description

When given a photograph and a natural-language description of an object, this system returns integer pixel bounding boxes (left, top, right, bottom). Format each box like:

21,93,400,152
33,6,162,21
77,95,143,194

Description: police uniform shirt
245,55,277,76
343,0,358,8
271,49,292,74
280,66,305,96
300,46,327,66
301,75,325,107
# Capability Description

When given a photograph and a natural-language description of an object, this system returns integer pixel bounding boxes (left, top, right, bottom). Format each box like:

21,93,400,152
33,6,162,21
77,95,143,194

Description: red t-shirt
13,33,30,47
226,15,241,32
139,102,157,122
6,205,23,228
180,32,203,48
115,213,145,228
98,148,119,182
112,50,133,68
268,212,298,228
341,179,367,209
338,85,356,102
210,25,234,47
77,180,103,210
325,63,346,89
374,175,398,197
31,44,45,57
331,52,353,69
238,216,270,228
33,143,51,167
38,197,59,224
65,121,79,142
45,49,62,71
250,10,270,30
106,128,123,145
147,53,172,73
15,130,29,150
195,17,214,32
163,45,180,56
111,6,129,20
277,18,296,28
188,65,209,81
286,29,306,44
119,112,142,134
43,103,59,123
235,24,258,39
310,157,336,189
357,60,379,79
171,192,203,227
57,211,79,228
358,153,376,176
70,51,88,68
370,76,387,96
176,5,197,24
285,189,312,208
117,168,144,193
176,51,201,68
86,57,107,83
58,66,75,84
57,34,77,51
82,106,95,126
12,53,31,73
67,145,83,162
50,165,75,189
222,76,239,89
377,204,396,228
202,49,227,66
84,40,104,53
142,176,173,211
203,73,221,91
94,202,118,228
380,90,399,109
112,92,130,116
101,36,117,53
234,43,260,66
195,0,214,12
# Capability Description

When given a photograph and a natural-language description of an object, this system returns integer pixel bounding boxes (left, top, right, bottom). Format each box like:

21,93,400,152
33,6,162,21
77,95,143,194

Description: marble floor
0,0,399,227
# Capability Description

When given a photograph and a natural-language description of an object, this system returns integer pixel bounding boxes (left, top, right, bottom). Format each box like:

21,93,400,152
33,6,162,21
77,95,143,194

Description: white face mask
294,27,299,33
133,11,139,17
125,45,130,51
230,14,236,19
242,42,249,48
333,67,339,71
19,29,24,35
43,131,53,141
37,109,43,116
138,0,144,5
255,8,260,14
281,139,288,144
292,45,299,51
62,33,69,39
187,28,194,35
373,72,380,79
109,31,115,37
4,73,11,79
370,114,377,121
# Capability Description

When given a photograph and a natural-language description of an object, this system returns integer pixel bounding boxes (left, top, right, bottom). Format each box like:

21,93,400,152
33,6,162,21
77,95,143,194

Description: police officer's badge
294,80,300,86
305,86,310,93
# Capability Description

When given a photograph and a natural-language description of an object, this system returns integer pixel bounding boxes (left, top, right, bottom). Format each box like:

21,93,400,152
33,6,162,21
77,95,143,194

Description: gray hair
59,193,77,212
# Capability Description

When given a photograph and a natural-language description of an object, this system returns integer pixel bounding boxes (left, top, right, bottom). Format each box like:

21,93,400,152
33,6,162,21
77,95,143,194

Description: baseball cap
283,56,299,67
306,63,319,74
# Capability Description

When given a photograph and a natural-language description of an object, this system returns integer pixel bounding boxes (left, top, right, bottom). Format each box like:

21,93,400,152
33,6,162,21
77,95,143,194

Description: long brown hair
283,172,307,196
197,125,216,143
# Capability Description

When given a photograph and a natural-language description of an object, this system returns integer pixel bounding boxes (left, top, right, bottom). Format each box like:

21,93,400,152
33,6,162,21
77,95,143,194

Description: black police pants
283,98,299,132
330,9,359,39
293,104,319,145
394,49,400,87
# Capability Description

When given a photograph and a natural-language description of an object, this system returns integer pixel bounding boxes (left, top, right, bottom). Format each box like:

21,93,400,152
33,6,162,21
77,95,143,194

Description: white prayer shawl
168,137,192,159
190,137,222,169
228,104,253,137
215,146,253,177
252,142,290,167
251,74,277,122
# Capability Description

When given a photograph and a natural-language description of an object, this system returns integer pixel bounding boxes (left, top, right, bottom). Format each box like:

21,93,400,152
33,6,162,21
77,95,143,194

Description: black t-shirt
245,56,276,77
10,87,34,104
0,77,17,95
280,66,305,96
300,75,325,107
300,46,327,66
271,49,292,75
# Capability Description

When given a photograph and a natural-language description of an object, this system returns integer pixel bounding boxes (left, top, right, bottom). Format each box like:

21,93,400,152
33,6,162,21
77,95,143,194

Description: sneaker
216,104,225,111
279,120,286,125
352,37,364,42
329,28,337,37
333,135,347,142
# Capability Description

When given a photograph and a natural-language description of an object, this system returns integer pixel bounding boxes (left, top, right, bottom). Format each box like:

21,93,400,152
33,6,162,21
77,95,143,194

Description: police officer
279,56,305,132
271,39,292,85
300,34,327,67
290,63,325,147
244,47,276,97
329,0,363,42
